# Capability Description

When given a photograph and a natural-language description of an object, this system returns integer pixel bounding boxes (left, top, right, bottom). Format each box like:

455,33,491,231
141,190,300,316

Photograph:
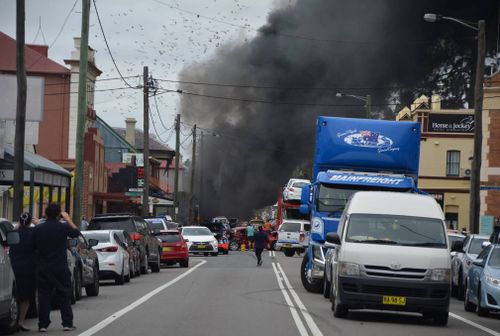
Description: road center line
78,260,207,336
449,312,500,336
272,262,309,336
276,262,324,336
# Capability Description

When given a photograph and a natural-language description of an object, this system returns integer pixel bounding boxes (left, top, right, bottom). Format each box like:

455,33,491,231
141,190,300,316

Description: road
19,251,500,336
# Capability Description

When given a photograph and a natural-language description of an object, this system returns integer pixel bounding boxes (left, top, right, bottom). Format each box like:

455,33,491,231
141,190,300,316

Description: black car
89,214,161,274
68,233,100,300
201,222,230,239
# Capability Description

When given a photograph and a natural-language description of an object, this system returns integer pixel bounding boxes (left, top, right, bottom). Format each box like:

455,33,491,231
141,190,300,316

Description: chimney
431,94,441,111
125,118,136,146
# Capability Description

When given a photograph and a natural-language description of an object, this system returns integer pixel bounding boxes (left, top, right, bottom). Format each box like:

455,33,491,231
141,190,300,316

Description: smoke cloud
179,0,499,219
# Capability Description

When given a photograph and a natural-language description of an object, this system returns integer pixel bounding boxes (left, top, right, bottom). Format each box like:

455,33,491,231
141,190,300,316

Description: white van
326,191,450,326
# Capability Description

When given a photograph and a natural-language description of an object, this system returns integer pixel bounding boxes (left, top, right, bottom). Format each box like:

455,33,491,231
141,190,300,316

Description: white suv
283,179,310,201
276,220,310,257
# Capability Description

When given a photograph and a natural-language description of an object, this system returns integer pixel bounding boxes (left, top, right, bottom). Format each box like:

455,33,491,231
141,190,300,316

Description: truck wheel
300,254,323,293
432,312,449,326
284,249,295,257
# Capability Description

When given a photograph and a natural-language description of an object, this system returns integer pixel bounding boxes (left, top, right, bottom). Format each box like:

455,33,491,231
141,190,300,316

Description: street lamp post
424,13,486,234
336,92,372,119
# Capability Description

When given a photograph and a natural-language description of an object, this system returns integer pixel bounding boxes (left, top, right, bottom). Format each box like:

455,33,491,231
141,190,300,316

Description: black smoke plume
179,0,500,220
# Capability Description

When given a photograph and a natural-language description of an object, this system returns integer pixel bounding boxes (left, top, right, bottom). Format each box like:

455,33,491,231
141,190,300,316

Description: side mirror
326,232,341,245
450,251,457,257
87,239,98,248
6,231,20,245
451,240,464,253
473,259,484,267
300,184,311,205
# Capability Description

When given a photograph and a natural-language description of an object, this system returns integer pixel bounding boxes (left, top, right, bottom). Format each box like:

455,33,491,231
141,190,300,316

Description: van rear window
280,222,302,232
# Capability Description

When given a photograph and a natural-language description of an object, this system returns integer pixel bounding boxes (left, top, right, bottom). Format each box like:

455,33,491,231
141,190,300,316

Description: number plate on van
382,296,406,306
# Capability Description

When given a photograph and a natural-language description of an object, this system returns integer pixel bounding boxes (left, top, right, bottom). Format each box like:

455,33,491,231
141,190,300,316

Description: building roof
3,145,71,177
113,127,174,153
0,31,70,75
95,116,136,153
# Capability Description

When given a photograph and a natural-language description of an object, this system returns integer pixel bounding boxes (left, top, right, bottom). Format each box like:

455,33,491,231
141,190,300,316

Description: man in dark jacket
33,203,80,332
253,226,269,266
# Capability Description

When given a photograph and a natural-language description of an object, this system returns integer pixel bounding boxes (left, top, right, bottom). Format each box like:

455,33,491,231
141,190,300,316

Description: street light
336,92,372,119
424,13,486,234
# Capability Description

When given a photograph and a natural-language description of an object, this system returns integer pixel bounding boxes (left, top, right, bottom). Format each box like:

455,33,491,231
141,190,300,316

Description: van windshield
345,214,446,248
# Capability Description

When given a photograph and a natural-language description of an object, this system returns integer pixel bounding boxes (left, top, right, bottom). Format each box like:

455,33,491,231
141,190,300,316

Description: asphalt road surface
19,251,500,336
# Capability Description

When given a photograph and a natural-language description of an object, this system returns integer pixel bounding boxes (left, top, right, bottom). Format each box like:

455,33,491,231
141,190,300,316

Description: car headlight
429,269,450,282
486,276,500,286
339,262,360,277
212,240,218,246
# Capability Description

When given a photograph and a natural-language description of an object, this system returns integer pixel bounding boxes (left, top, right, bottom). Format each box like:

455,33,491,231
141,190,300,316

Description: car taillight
97,246,118,252
131,233,142,241
299,232,305,243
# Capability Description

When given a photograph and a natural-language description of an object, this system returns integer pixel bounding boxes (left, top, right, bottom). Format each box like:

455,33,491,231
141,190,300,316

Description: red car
155,230,189,267
229,227,277,251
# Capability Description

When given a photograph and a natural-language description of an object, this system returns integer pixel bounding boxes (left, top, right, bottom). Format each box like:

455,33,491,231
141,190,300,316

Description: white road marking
272,263,309,336
78,260,207,336
450,312,500,336
276,262,324,336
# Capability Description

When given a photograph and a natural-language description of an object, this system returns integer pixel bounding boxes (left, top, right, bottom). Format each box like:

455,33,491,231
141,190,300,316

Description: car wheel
115,265,125,285
477,284,489,317
179,259,189,268
74,268,82,301
330,282,348,318
85,265,99,297
284,249,295,257
229,240,239,251
140,253,148,275
211,252,219,257
300,254,323,293
464,280,476,312
323,273,331,299
129,260,136,279
270,241,276,251
135,257,141,277
0,287,19,334
457,270,465,300
151,252,161,273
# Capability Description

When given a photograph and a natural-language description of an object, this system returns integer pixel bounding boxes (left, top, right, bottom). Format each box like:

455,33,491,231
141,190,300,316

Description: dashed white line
78,260,207,336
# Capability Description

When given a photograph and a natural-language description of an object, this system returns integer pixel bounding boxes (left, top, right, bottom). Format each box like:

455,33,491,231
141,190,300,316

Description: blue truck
299,116,421,293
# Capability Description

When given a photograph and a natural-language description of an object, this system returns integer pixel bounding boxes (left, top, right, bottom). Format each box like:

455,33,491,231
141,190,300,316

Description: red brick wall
486,110,500,218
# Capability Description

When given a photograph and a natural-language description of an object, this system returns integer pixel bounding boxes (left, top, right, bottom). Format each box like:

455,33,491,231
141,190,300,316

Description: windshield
280,222,302,232
182,227,212,236
468,238,488,255
292,182,308,188
157,233,181,243
488,248,500,267
145,219,165,231
447,235,464,250
317,185,357,213
346,214,446,248
89,218,136,233
83,232,110,243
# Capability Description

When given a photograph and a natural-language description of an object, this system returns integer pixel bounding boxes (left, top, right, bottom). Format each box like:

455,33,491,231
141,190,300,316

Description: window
446,150,460,176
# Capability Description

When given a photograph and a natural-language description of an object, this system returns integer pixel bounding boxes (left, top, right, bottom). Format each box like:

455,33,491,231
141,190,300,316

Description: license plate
162,247,172,252
382,296,406,306
197,245,206,249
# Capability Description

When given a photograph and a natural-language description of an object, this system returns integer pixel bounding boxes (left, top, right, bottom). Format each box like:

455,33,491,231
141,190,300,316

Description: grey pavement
18,251,500,336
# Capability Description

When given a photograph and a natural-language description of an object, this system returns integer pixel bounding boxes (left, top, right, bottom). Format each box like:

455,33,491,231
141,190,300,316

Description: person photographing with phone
33,203,80,332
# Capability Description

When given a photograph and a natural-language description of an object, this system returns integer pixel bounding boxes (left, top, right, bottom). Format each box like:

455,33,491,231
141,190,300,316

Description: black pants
37,266,73,329
255,248,264,263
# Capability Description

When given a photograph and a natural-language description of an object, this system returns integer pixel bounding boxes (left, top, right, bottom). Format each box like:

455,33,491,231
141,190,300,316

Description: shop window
445,213,458,230
446,150,460,176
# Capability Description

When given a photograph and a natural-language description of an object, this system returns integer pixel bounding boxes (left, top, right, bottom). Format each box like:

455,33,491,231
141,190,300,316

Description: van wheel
432,312,449,326
300,254,323,293
0,287,19,334
330,283,348,318
284,249,295,257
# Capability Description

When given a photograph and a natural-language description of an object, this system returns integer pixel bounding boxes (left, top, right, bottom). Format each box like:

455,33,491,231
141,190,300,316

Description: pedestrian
80,216,89,231
253,226,269,266
9,213,38,332
246,223,254,249
33,203,80,332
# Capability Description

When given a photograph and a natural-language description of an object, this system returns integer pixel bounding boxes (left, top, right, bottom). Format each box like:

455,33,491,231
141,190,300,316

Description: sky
0,0,278,154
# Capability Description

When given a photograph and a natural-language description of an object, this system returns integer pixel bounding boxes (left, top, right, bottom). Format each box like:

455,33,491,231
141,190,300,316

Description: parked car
451,234,490,299
180,226,219,256
0,219,20,334
276,220,310,257
114,230,141,278
283,178,310,201
155,230,189,267
464,243,499,316
89,214,161,274
82,230,131,285
68,233,100,300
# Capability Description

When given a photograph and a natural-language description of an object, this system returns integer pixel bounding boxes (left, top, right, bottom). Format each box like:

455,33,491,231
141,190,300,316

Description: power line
92,0,136,89
152,94,174,131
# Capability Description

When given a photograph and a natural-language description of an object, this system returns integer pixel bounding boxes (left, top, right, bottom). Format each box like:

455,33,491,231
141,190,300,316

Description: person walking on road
253,226,269,266
246,223,255,249
9,213,38,332
33,203,80,332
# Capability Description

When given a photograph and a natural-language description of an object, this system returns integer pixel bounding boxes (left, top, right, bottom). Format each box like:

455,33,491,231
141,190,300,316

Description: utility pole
469,20,486,234
365,94,372,119
142,66,150,217
173,114,181,220
189,124,197,223
13,0,27,220
73,0,90,223
199,132,204,222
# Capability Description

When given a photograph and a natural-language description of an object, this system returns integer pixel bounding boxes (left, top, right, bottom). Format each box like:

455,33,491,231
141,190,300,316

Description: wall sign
428,114,474,133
